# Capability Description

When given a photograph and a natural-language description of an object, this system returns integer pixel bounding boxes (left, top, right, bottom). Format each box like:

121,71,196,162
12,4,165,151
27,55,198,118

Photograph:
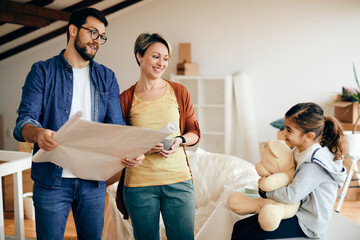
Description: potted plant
349,63,360,132
342,63,360,157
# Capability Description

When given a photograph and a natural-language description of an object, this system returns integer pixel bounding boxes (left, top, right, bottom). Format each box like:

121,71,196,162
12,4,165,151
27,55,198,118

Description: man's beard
74,34,96,61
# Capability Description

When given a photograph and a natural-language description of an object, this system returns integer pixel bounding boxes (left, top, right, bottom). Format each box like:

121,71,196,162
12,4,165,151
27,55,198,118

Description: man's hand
36,128,58,151
121,154,145,168
22,124,58,151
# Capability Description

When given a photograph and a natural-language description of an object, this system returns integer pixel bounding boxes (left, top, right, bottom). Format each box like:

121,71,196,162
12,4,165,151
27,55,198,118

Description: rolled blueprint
32,111,83,163
31,115,177,181
159,122,176,133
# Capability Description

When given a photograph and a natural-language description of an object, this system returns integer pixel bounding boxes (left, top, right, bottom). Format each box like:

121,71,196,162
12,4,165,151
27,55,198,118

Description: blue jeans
33,178,106,240
123,179,195,240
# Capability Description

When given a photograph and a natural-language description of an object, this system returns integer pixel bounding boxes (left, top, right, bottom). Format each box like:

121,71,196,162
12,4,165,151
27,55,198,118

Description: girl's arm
266,163,324,204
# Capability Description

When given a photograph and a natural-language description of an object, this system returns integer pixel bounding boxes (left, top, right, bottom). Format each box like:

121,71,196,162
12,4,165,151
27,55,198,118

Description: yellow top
124,82,191,187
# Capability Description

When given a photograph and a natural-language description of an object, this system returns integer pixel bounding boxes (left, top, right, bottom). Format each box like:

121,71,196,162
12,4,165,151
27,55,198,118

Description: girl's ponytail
321,116,344,160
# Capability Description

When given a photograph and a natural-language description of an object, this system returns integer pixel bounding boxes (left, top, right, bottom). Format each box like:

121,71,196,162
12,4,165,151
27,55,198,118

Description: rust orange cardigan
116,80,201,219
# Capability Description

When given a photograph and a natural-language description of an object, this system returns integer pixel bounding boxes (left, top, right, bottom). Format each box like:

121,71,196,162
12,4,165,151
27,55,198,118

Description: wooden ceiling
0,0,143,61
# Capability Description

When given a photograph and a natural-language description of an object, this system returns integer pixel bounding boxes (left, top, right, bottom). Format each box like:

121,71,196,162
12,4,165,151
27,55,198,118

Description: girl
231,102,346,239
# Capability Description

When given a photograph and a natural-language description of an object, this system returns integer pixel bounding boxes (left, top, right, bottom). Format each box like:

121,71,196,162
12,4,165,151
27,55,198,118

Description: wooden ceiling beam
30,0,55,6
0,11,53,28
0,0,103,46
102,0,143,16
0,27,38,46
0,0,70,27
6,0,69,21
62,0,104,12
0,26,67,61
0,0,54,26
0,0,143,61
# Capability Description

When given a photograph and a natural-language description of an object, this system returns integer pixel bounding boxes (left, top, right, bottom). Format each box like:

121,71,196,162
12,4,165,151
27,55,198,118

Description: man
13,8,143,240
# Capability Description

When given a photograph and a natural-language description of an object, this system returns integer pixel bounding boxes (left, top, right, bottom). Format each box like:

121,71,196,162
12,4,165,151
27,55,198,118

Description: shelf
171,74,232,154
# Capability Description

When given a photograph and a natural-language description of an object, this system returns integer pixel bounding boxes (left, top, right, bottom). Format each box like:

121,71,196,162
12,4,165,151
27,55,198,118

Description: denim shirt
13,50,125,188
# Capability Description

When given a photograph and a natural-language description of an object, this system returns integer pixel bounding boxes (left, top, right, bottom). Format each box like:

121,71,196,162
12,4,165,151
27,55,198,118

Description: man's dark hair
66,8,108,43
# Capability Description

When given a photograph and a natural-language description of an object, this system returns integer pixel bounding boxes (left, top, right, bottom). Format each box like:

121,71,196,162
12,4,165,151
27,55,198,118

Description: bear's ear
268,140,282,159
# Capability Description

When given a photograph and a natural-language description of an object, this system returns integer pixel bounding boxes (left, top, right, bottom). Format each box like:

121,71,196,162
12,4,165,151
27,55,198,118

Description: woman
116,33,201,240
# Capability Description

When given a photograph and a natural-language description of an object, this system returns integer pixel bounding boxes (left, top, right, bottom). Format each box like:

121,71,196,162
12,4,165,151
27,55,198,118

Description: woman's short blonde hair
134,33,172,66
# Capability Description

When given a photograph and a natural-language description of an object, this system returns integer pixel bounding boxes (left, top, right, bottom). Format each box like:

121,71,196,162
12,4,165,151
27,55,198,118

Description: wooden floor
3,194,110,240
3,198,360,239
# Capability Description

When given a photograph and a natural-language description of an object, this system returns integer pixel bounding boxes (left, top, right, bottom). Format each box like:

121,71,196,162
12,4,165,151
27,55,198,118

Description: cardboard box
334,101,359,123
178,43,192,63
340,121,360,132
19,142,33,153
0,115,3,150
176,62,199,75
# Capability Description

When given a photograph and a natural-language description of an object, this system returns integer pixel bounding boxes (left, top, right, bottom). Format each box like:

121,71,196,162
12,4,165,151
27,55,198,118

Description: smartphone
161,138,175,150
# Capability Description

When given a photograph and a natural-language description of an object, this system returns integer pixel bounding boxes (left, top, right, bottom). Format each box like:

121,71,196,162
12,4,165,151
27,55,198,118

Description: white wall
1,0,360,157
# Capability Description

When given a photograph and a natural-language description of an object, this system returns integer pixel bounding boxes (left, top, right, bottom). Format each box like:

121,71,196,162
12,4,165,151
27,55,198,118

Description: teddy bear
227,140,300,231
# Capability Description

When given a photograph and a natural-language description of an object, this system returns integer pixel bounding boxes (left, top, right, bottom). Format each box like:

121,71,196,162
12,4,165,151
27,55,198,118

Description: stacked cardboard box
176,43,199,75
334,95,359,123
0,115,3,150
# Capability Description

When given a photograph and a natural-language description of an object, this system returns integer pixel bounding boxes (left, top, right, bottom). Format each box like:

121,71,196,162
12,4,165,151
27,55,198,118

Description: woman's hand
121,154,145,168
145,143,164,155
159,137,182,158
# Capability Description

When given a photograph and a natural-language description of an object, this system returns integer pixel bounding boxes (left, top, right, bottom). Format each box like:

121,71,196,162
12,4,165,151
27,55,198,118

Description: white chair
335,155,360,212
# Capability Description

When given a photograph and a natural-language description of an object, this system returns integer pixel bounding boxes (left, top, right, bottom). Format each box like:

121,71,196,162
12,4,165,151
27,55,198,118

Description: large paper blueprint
32,112,176,181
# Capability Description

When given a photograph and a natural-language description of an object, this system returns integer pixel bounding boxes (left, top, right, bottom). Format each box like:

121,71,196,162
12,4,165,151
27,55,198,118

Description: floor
3,193,110,240
3,198,360,239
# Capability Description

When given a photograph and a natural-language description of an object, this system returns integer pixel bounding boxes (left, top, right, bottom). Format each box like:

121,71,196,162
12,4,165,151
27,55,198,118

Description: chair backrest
187,149,259,208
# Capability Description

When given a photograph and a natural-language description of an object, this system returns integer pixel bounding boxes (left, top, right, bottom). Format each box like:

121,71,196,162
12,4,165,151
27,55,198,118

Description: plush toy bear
227,140,300,231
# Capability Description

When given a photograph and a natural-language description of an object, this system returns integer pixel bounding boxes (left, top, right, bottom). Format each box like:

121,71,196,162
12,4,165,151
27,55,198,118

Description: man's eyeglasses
79,26,107,45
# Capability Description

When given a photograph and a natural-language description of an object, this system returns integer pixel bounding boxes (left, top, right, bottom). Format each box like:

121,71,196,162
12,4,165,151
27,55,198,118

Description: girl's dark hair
286,102,344,160
134,33,171,66
66,8,108,43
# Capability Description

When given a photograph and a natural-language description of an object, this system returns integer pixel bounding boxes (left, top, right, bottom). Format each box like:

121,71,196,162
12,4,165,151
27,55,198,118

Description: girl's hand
145,143,164,155
121,155,145,168
258,176,265,185
159,137,182,158
258,176,267,189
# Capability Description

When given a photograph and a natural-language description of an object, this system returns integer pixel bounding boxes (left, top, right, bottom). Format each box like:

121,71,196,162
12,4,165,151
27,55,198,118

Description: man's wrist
22,124,39,143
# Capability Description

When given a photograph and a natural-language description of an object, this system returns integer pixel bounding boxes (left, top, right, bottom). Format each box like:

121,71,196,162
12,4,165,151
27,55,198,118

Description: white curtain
232,71,260,165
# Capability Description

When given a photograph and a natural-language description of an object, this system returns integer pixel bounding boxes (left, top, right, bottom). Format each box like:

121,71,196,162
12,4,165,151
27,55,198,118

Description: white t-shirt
62,66,91,178
294,143,321,170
